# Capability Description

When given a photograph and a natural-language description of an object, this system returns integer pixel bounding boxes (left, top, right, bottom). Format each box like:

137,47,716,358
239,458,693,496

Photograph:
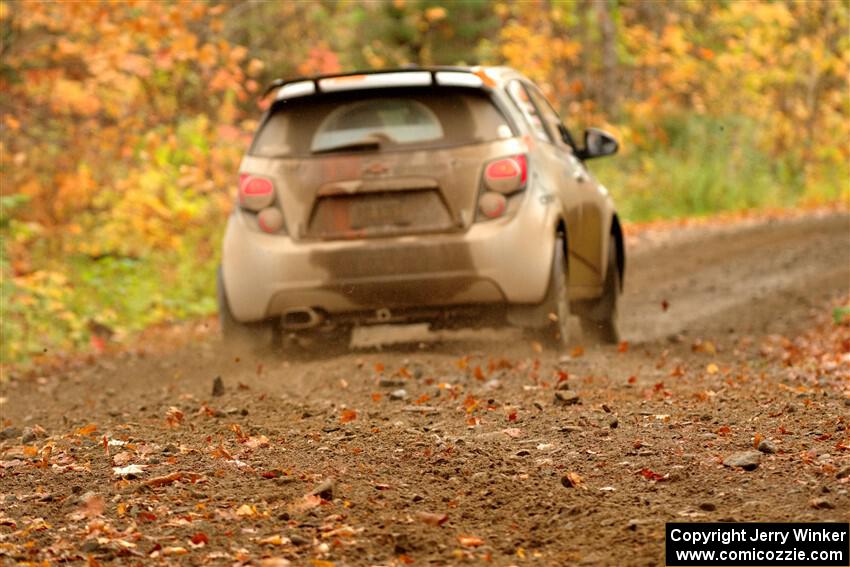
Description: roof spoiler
261,66,493,100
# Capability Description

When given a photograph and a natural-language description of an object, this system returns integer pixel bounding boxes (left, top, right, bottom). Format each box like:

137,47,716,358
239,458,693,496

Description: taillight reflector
479,192,507,219
257,207,284,233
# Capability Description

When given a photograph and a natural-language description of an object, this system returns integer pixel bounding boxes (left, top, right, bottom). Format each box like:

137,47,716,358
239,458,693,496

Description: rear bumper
221,199,556,322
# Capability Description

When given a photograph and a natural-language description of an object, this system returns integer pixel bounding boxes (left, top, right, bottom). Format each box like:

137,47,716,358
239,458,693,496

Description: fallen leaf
258,534,289,545
162,546,188,556
145,472,183,487
76,423,98,436
340,409,357,423
291,494,322,512
112,464,146,477
753,433,764,449
561,471,584,488
638,468,666,481
618,341,629,353
458,535,484,547
166,407,184,427
571,346,584,358
236,503,258,517
190,532,209,546
706,363,719,375
661,299,669,311
245,435,270,449
692,339,717,354
112,451,132,466
417,511,448,526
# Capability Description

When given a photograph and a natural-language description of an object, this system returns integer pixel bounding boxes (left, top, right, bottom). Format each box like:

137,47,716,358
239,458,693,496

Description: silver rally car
218,66,624,351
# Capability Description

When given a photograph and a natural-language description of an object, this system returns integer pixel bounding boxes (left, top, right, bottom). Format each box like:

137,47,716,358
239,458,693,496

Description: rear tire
579,242,620,344
535,235,571,350
217,266,278,353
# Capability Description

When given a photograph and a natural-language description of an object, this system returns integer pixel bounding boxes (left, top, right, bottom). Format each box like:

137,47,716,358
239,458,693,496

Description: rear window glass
251,87,514,157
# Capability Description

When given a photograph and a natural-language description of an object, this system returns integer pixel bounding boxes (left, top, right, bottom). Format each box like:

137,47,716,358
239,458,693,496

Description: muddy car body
219,67,624,349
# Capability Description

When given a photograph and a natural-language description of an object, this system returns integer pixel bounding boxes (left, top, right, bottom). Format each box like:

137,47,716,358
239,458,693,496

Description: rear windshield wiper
312,140,382,154
312,133,394,155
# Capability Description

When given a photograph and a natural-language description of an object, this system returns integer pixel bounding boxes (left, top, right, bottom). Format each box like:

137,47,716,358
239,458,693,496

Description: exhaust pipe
282,307,324,330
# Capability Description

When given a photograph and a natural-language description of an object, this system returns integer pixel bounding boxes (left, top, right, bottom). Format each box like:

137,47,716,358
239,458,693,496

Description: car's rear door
508,81,602,297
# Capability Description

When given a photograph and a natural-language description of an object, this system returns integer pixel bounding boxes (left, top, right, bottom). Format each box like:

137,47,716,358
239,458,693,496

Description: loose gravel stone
722,451,762,471
554,391,580,406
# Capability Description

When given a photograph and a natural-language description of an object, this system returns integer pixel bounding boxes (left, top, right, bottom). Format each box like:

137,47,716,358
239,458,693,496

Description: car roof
263,66,526,100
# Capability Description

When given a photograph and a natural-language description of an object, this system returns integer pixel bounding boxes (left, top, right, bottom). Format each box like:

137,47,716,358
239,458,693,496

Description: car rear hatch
241,74,521,240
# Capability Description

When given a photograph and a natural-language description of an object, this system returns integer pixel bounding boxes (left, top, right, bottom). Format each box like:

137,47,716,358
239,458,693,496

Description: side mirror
577,128,618,160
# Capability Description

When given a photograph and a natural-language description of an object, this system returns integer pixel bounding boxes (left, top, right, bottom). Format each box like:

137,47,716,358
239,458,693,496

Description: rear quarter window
250,87,514,157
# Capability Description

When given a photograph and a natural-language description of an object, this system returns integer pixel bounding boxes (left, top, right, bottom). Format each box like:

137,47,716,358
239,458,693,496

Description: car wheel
217,266,279,353
580,242,620,344
535,235,571,350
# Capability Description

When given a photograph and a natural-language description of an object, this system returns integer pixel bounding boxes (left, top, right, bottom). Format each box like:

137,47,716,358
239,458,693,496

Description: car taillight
484,155,527,194
477,154,527,220
238,174,275,211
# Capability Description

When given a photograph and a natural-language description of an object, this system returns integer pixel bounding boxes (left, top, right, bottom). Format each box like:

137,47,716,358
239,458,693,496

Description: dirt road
2,211,848,566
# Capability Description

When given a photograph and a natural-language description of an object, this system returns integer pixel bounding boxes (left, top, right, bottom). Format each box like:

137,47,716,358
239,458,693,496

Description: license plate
349,197,405,229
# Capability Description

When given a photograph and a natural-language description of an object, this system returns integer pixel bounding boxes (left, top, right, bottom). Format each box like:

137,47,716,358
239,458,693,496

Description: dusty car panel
220,66,625,347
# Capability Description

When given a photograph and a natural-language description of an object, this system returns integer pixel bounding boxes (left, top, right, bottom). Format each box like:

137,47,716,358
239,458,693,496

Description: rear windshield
250,87,514,157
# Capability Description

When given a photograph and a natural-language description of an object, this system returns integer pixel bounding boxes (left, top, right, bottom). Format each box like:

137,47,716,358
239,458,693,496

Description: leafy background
1,0,848,364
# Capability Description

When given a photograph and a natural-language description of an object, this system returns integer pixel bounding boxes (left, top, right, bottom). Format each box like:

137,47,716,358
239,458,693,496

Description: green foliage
591,114,834,221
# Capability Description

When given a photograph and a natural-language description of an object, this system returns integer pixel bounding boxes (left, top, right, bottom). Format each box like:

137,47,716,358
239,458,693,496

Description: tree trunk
593,0,618,117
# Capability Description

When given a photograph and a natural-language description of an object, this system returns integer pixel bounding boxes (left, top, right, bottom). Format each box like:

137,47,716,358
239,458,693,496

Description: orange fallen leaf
165,407,184,427
571,346,584,358
76,423,98,436
245,435,269,449
145,472,184,487
458,535,484,547
340,409,357,423
190,532,209,546
561,471,584,488
473,366,485,380
617,341,629,353
236,503,258,517
371,392,382,402
753,433,764,449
